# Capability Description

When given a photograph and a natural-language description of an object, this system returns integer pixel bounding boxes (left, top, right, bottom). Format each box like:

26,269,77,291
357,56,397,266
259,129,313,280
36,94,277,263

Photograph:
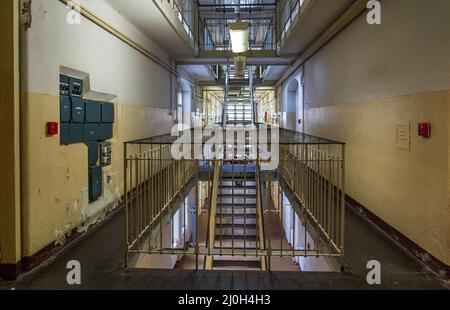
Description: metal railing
200,17,276,52
123,143,197,261
277,143,345,258
277,0,307,48
124,127,345,270
155,0,199,49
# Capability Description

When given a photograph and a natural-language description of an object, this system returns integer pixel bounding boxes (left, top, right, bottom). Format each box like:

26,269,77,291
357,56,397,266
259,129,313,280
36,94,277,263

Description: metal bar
124,143,129,266
159,145,163,254
205,161,220,270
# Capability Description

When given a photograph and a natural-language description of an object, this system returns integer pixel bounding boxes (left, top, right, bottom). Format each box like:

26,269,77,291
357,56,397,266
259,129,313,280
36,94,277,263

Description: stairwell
213,175,261,270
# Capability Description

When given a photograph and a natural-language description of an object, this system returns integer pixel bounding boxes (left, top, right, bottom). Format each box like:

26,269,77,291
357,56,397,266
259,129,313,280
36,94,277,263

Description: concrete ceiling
178,65,214,81
263,65,290,81
105,0,195,56
105,0,356,84
279,0,355,55
198,0,276,5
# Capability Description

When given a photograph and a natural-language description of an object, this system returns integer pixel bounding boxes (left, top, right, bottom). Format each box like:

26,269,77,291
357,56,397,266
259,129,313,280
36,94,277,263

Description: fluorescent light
229,22,249,54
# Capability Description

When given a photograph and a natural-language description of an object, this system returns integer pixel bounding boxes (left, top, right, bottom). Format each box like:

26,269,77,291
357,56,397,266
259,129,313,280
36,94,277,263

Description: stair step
218,202,256,207
220,189,256,195
215,223,257,229
215,216,257,225
217,207,256,215
214,255,260,262
215,227,257,236
220,181,256,187
213,255,261,270
219,186,257,191
218,193,257,197
216,197,257,204
213,262,261,271
215,238,258,248
216,235,257,241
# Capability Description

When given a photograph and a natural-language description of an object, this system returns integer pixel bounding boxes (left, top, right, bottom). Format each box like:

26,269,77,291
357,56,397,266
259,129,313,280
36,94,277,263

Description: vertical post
0,0,21,281
340,144,346,270
195,160,200,270
249,66,255,124
124,143,129,266
223,65,230,126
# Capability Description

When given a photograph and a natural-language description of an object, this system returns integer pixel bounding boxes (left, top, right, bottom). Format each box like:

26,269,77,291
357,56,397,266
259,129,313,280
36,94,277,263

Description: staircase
225,87,253,125
212,170,262,270
207,63,262,270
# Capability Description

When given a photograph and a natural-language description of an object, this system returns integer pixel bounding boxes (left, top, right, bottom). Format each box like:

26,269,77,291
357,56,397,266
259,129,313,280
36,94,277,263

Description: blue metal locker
101,103,115,123
60,96,71,123
85,100,102,123
71,97,85,123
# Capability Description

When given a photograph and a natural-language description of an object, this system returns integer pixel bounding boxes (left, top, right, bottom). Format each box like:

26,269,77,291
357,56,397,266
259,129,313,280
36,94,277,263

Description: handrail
255,160,267,271
276,0,302,45
171,0,198,47
204,160,221,270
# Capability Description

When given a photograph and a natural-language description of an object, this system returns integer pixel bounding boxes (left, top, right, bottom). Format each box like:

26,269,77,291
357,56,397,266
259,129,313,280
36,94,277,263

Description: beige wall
20,0,178,257
21,93,173,256
303,0,450,264
306,91,450,264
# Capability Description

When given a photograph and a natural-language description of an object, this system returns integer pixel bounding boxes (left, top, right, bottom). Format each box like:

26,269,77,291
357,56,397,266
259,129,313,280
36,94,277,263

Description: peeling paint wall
20,0,176,257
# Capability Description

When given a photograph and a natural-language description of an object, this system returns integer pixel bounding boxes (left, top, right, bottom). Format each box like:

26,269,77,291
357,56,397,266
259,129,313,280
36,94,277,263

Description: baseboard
20,204,123,274
0,262,21,281
346,195,450,280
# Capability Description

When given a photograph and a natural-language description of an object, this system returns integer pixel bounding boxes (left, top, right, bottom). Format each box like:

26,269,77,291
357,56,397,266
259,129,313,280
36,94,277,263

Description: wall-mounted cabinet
60,96,71,122
85,100,102,123
101,102,114,123
88,166,102,202
71,97,85,123
60,74,115,202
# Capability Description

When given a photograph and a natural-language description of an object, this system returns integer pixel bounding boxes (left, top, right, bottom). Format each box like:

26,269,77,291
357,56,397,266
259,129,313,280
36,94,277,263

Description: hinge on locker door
20,0,32,30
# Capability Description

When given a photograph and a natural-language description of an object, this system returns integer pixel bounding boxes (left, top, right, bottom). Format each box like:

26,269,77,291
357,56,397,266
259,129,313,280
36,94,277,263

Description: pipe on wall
58,0,195,85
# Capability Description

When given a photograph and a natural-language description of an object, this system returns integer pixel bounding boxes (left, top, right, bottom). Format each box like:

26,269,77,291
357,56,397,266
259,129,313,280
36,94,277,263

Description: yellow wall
21,92,174,257
305,90,450,265
0,0,21,266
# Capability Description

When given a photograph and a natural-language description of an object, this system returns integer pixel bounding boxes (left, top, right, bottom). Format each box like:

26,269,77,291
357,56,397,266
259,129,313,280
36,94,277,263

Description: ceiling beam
176,55,296,66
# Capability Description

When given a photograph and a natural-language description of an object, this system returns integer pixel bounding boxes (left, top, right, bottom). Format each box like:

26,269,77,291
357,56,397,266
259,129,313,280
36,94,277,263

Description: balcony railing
277,0,307,49
198,2,277,52
123,127,346,270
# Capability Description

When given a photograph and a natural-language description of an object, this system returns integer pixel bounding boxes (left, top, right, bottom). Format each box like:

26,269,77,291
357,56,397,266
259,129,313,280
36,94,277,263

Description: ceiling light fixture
229,22,250,54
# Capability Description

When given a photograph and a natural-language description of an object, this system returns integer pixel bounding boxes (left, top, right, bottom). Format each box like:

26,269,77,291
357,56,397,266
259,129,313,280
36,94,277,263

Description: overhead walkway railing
153,0,199,51
276,0,308,50
124,127,345,269
198,2,277,53
200,18,276,52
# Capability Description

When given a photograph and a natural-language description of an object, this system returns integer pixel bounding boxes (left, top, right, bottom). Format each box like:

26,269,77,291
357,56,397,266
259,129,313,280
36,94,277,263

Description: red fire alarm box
47,122,59,136
418,122,430,138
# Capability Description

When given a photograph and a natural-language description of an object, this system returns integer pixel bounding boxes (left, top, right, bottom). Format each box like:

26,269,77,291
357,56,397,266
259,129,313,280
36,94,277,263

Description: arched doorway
286,76,303,132
179,79,192,129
